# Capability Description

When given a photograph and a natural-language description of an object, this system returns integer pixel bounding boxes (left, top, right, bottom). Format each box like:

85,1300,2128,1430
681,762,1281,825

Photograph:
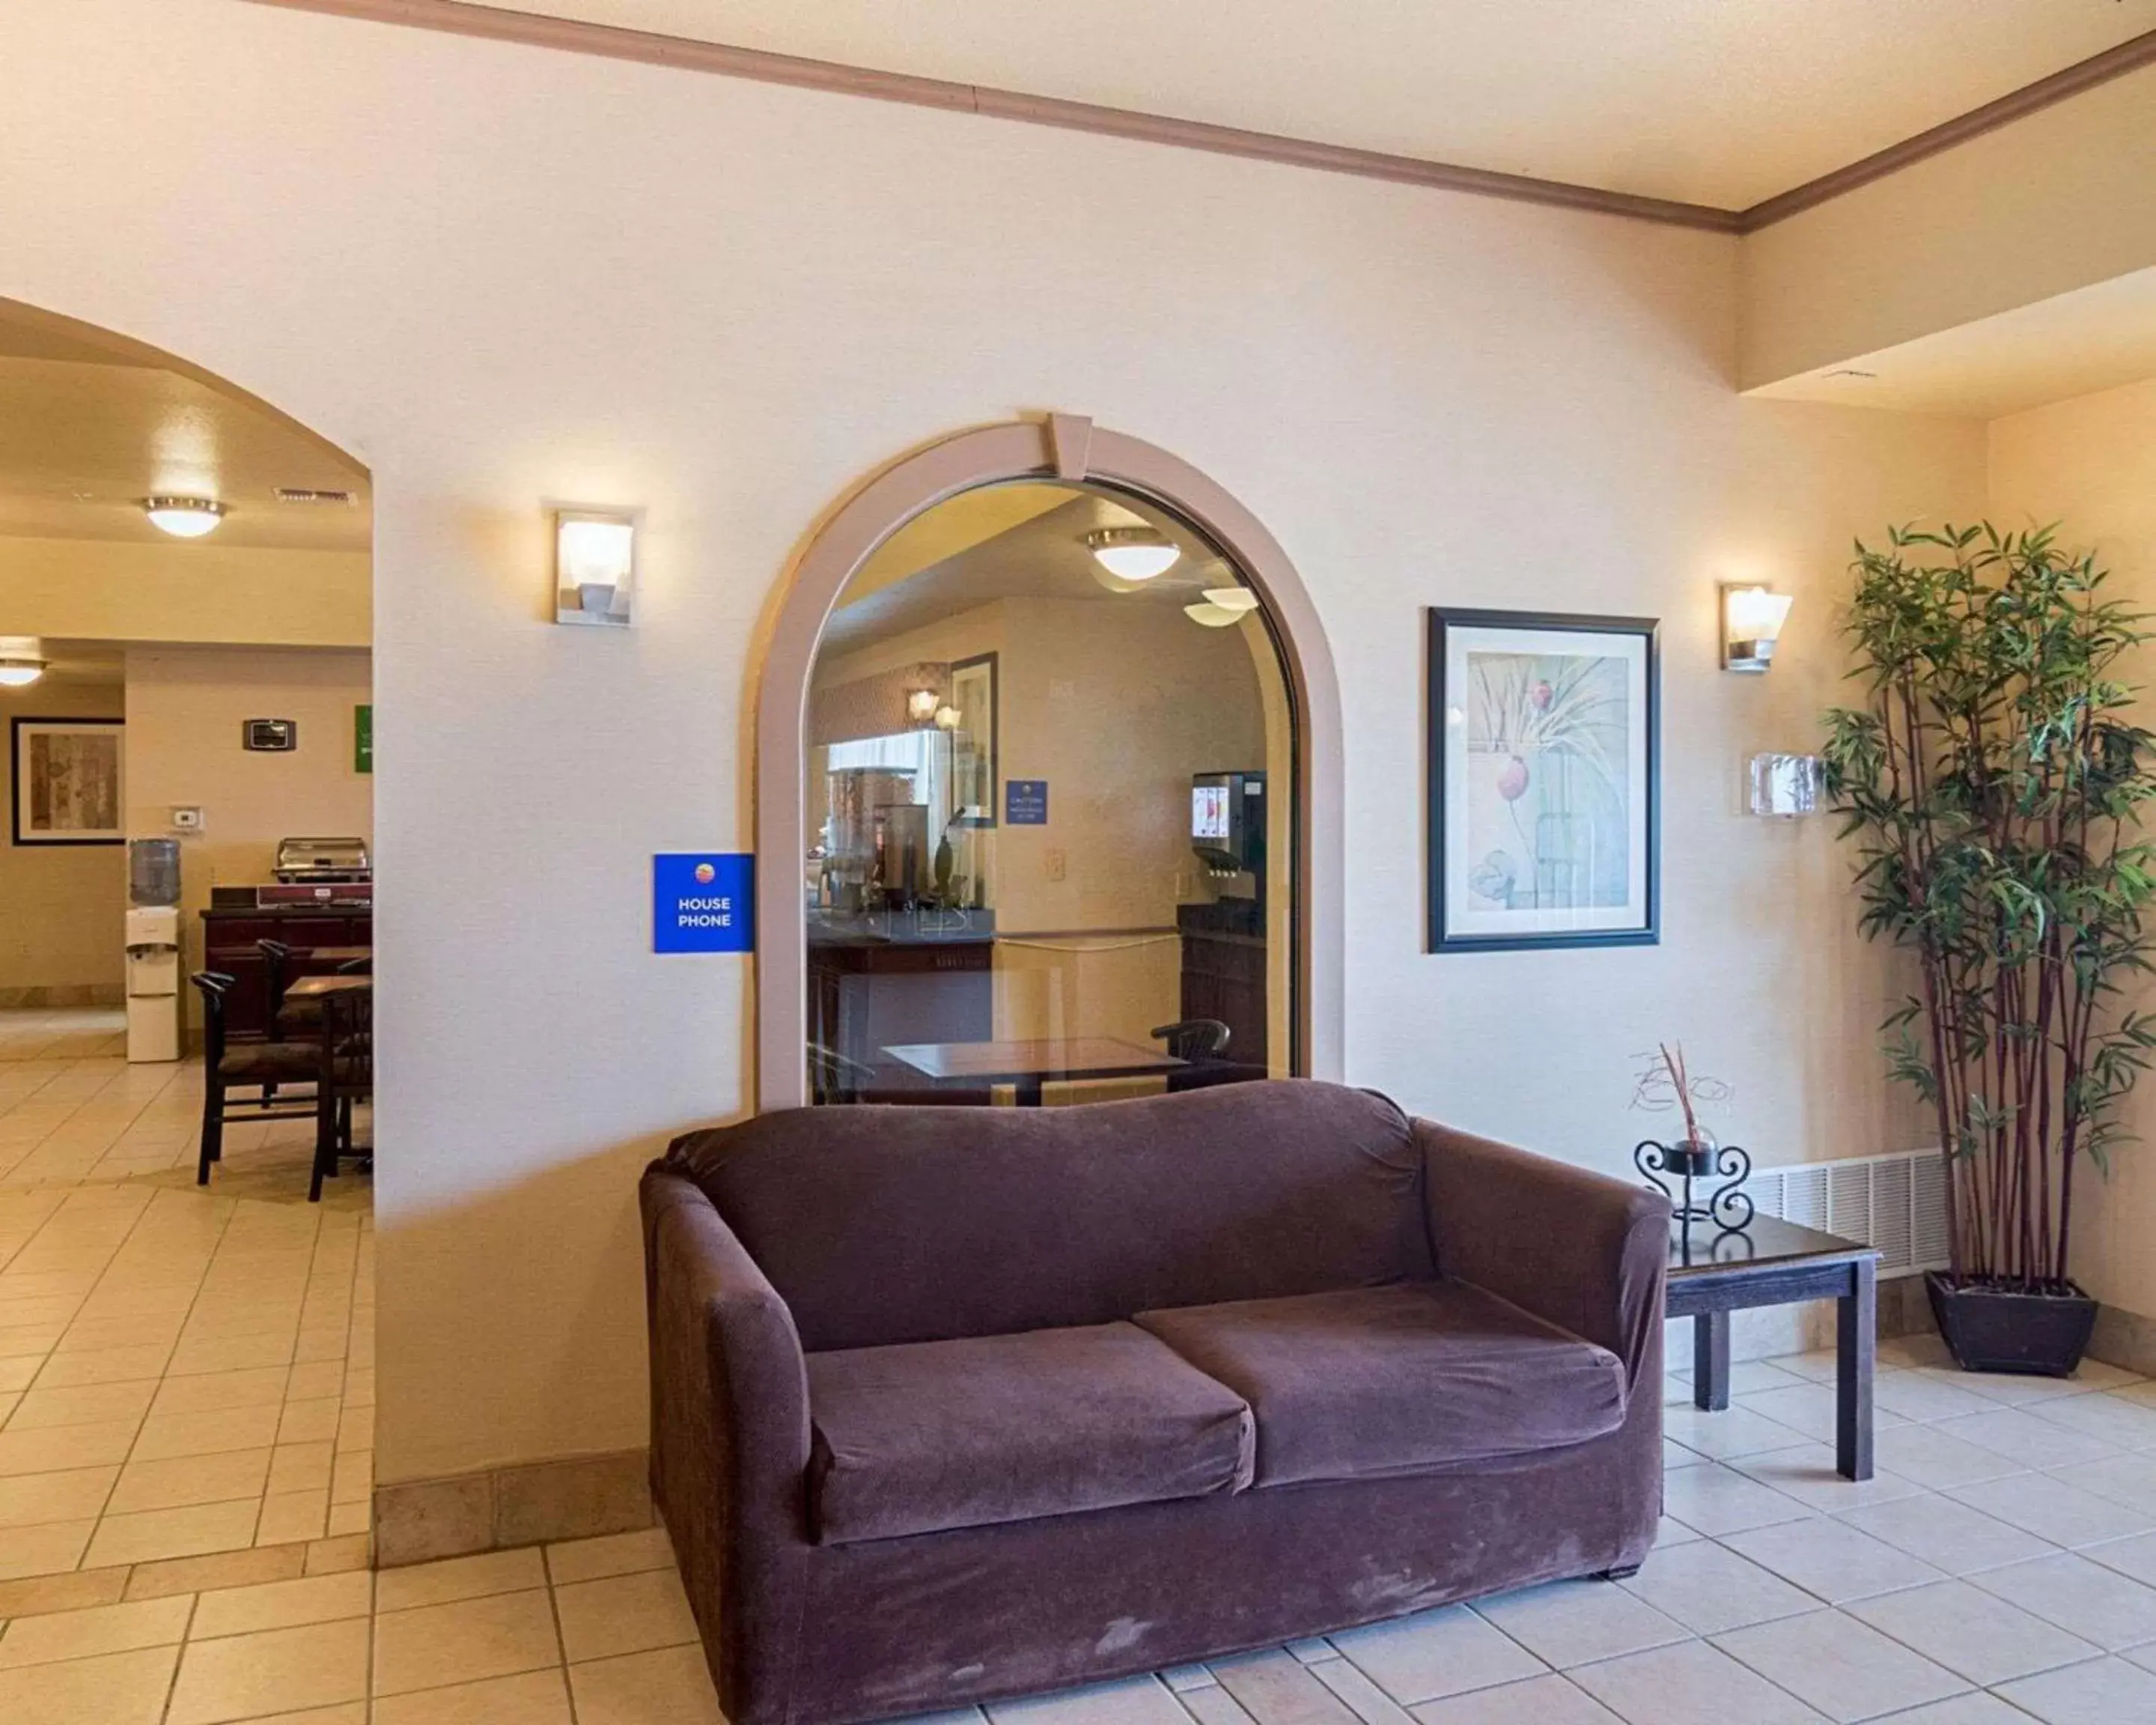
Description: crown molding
1738,26,2156,231
238,1,2156,238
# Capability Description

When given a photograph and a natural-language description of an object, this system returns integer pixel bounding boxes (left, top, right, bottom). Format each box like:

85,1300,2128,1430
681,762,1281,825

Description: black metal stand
1636,1138,1754,1232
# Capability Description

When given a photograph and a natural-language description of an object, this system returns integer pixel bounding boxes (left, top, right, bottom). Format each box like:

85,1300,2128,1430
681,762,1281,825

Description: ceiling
824,484,1242,655
471,0,2155,208
1755,267,2156,420
0,308,371,553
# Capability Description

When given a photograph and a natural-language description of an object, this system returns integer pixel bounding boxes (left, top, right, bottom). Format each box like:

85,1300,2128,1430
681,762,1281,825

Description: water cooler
125,839,183,1064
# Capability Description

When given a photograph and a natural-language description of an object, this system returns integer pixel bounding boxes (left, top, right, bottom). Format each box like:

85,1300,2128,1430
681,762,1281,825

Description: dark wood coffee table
1666,1216,1881,1480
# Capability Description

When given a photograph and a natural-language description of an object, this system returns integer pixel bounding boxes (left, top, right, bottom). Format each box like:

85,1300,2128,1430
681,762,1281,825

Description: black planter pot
1926,1271,2098,1377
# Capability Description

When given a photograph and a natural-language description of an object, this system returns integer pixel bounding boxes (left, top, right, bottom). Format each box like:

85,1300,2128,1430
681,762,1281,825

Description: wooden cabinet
808,937,993,1082
201,907,373,1041
1179,916,1268,1071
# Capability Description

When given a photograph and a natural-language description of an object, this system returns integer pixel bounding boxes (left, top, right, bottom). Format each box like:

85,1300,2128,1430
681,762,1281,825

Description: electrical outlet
1045,848,1067,882
170,806,204,833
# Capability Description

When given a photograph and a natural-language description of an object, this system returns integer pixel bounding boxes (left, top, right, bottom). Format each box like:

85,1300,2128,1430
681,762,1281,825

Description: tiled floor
7,1334,2156,1723
0,1008,374,1599
16,1012,2156,1723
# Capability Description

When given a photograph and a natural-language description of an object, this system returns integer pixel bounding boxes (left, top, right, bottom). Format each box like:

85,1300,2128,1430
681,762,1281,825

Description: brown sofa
642,1080,1667,1725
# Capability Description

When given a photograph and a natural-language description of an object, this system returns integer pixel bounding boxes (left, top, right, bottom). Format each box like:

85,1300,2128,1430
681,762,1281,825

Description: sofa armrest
641,1166,812,1702
1417,1122,1669,1387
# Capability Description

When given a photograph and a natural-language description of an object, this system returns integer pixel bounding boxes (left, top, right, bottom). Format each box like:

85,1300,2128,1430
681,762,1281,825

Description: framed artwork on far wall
1426,609,1658,952
948,652,999,827
10,717,125,847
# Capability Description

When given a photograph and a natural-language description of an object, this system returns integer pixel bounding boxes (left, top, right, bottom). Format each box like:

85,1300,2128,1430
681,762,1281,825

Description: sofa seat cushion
1134,1280,1626,1486
806,1321,1254,1545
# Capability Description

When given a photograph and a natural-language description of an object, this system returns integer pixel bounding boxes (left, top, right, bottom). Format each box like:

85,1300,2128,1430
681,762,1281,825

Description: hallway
0,1008,372,1599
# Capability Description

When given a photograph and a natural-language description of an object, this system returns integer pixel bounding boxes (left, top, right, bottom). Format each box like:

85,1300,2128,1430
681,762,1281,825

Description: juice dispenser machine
125,839,183,1063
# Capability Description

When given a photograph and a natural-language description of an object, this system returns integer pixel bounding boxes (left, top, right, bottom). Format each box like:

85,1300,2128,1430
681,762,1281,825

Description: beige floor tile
1844,1580,2102,1686
377,1545,548,1613
0,1563,128,1619
569,1643,724,1725
0,1414,136,1476
1569,1639,1829,1725
373,1667,575,1725
1408,1673,1626,1724
192,1568,373,1639
0,1592,191,1667
305,1533,372,1575
150,1366,292,1418
1328,1606,1547,1706
168,1331,296,1376
131,1402,283,1461
555,1567,700,1663
326,1497,370,1536
546,1526,674,1586
270,1440,335,1494
0,1643,177,1725
284,1360,344,1402
28,1344,171,1389
167,1616,371,1725
83,1496,260,1568
256,1487,329,1545
335,1402,371,1452
0,1463,117,1528
1473,1580,1692,1670
0,1356,38,1393
108,1447,273,1515
0,1518,94,1580
277,1397,342,1445
374,1586,562,1696
126,1541,305,1600
1713,1609,1969,1721
330,1446,371,1503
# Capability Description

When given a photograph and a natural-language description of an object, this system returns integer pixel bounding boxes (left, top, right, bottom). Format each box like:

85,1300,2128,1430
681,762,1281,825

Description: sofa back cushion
664,1080,1431,1350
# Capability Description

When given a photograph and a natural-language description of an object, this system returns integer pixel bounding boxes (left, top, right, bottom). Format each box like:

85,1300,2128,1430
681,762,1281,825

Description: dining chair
191,971,322,1185
310,983,373,1202
1151,1019,1231,1060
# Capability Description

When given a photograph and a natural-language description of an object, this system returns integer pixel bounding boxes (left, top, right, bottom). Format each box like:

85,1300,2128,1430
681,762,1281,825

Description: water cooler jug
125,839,182,1064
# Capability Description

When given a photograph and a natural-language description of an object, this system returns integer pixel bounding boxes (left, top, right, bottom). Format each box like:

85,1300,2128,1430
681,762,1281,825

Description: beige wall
124,647,374,988
1739,64,2156,390
1988,374,2156,1320
2,537,371,648
0,679,125,999
0,0,1991,1484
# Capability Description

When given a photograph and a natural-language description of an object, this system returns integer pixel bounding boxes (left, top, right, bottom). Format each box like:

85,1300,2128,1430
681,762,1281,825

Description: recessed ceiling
0,308,370,553
465,0,2156,208
1753,267,2156,419
823,486,1237,656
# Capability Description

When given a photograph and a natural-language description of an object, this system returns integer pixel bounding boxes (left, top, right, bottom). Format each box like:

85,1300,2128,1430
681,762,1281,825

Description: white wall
0,0,1989,1484
0,679,125,999
1988,375,2156,1321
123,646,374,985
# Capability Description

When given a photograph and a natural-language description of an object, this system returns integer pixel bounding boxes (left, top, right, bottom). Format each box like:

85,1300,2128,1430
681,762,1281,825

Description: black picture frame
1425,608,1660,953
948,651,999,828
10,716,126,848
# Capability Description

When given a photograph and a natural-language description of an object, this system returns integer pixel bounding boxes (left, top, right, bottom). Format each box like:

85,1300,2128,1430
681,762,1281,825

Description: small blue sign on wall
1005,779,1049,825
654,854,755,953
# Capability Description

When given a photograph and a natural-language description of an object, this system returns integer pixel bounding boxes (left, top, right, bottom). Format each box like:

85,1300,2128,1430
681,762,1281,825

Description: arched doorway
755,416,1342,1109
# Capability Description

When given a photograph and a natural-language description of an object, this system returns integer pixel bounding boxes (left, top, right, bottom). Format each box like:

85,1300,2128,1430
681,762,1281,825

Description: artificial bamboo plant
1823,523,2156,1300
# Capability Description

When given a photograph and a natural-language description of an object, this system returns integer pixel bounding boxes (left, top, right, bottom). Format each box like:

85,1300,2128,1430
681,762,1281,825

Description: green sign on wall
355,705,373,775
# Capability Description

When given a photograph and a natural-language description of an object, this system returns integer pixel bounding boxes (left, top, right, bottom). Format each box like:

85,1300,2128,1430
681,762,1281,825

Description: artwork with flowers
1426,609,1658,951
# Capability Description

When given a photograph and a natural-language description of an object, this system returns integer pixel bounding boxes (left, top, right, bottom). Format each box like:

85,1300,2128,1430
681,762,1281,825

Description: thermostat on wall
243,719,298,752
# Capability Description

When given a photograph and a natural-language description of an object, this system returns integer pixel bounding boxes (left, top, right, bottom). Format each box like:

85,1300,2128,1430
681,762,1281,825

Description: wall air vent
1735,1149,1949,1279
273,487,357,505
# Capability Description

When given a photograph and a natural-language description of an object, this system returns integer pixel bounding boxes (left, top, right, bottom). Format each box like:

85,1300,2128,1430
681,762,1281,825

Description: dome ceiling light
1185,585,1262,627
1086,526,1181,582
143,496,228,538
0,636,48,688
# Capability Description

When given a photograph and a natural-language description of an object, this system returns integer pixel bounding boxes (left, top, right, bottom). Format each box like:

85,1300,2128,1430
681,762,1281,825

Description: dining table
880,1035,1185,1106
281,973,374,1002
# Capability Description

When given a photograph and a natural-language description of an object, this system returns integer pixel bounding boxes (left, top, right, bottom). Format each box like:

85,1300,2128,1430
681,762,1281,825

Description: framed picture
948,652,999,827
1426,609,1658,952
10,717,125,847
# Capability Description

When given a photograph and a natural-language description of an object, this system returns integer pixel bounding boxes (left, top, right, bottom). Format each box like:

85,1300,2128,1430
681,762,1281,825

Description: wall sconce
0,636,47,689
1721,584,1793,672
907,688,940,725
934,704,961,731
554,507,639,627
